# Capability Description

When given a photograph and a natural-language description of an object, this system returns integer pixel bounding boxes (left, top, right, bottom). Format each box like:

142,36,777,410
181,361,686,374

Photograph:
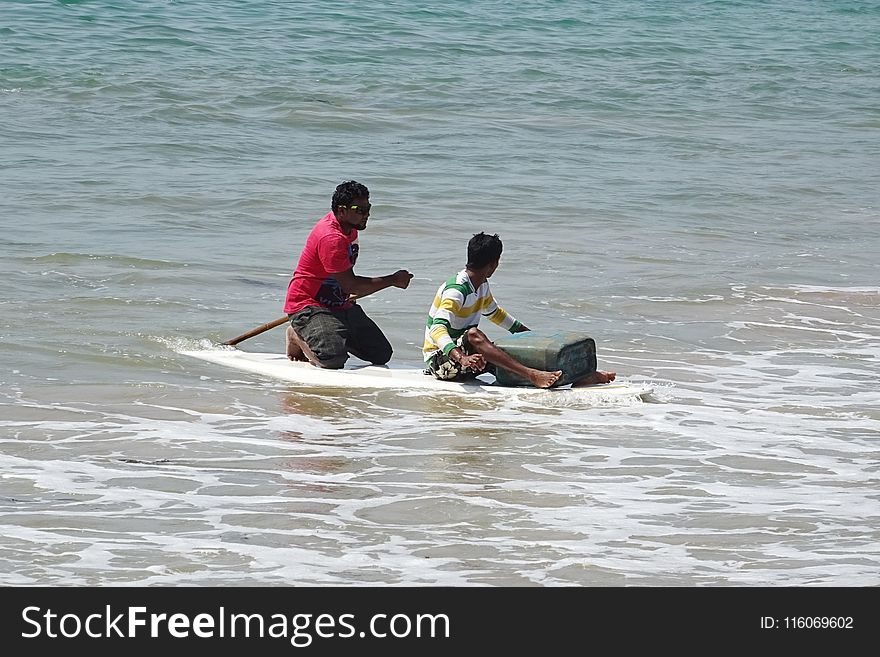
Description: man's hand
459,353,486,372
390,269,414,289
334,268,413,298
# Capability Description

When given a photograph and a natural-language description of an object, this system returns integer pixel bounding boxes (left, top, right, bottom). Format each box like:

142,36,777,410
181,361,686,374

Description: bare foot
527,369,563,389
285,326,308,362
572,370,617,386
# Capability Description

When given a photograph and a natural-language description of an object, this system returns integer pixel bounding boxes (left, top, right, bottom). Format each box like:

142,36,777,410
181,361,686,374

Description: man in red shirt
284,181,413,368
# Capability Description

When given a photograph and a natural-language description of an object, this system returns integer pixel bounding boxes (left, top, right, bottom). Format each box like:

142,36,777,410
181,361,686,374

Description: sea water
0,1,878,585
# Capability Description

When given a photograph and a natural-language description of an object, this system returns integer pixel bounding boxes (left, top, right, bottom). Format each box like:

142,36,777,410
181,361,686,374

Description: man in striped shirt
423,232,616,388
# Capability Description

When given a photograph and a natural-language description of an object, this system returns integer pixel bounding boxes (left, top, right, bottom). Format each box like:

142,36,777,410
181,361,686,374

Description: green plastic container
493,330,597,387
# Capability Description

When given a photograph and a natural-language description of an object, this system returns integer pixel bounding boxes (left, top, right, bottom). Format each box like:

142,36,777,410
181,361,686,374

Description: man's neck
465,268,486,289
332,212,354,235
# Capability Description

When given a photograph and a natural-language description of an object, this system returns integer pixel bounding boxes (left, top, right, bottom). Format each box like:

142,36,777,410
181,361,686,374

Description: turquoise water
1,1,878,585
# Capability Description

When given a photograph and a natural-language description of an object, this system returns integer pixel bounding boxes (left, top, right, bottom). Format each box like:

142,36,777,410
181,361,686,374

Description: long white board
181,349,653,400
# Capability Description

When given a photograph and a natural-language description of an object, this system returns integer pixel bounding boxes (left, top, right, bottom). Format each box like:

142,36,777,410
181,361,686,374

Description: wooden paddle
222,316,288,346
222,295,357,346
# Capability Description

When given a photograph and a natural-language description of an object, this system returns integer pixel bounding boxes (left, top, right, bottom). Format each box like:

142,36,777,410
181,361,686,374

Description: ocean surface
1,1,878,586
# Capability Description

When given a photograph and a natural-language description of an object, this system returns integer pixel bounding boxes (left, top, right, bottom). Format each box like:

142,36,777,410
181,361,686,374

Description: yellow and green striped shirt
423,269,522,361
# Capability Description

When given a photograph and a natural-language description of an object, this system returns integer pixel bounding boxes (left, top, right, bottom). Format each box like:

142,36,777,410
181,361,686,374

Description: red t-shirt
283,212,360,314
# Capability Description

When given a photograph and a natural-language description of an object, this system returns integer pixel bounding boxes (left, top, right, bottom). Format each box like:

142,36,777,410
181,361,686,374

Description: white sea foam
3,341,878,586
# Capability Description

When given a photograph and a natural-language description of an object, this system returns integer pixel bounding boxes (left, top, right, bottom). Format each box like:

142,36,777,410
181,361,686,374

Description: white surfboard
181,349,653,400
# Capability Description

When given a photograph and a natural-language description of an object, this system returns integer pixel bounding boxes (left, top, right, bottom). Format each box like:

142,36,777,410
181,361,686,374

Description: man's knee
352,335,392,365
465,327,488,347
317,352,348,369
311,331,349,368
371,343,392,366
292,310,349,368
344,305,392,365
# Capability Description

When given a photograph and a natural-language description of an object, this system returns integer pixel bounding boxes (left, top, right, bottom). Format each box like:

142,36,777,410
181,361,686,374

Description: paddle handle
222,316,289,346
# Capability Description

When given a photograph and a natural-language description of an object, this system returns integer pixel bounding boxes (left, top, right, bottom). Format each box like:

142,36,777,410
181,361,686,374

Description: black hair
467,232,503,269
331,180,369,211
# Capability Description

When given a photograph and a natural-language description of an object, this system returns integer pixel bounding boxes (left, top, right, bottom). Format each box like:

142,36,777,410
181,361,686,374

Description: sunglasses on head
342,204,371,215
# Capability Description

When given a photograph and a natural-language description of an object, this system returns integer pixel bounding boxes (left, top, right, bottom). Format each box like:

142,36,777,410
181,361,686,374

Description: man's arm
484,300,526,333
333,267,412,299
